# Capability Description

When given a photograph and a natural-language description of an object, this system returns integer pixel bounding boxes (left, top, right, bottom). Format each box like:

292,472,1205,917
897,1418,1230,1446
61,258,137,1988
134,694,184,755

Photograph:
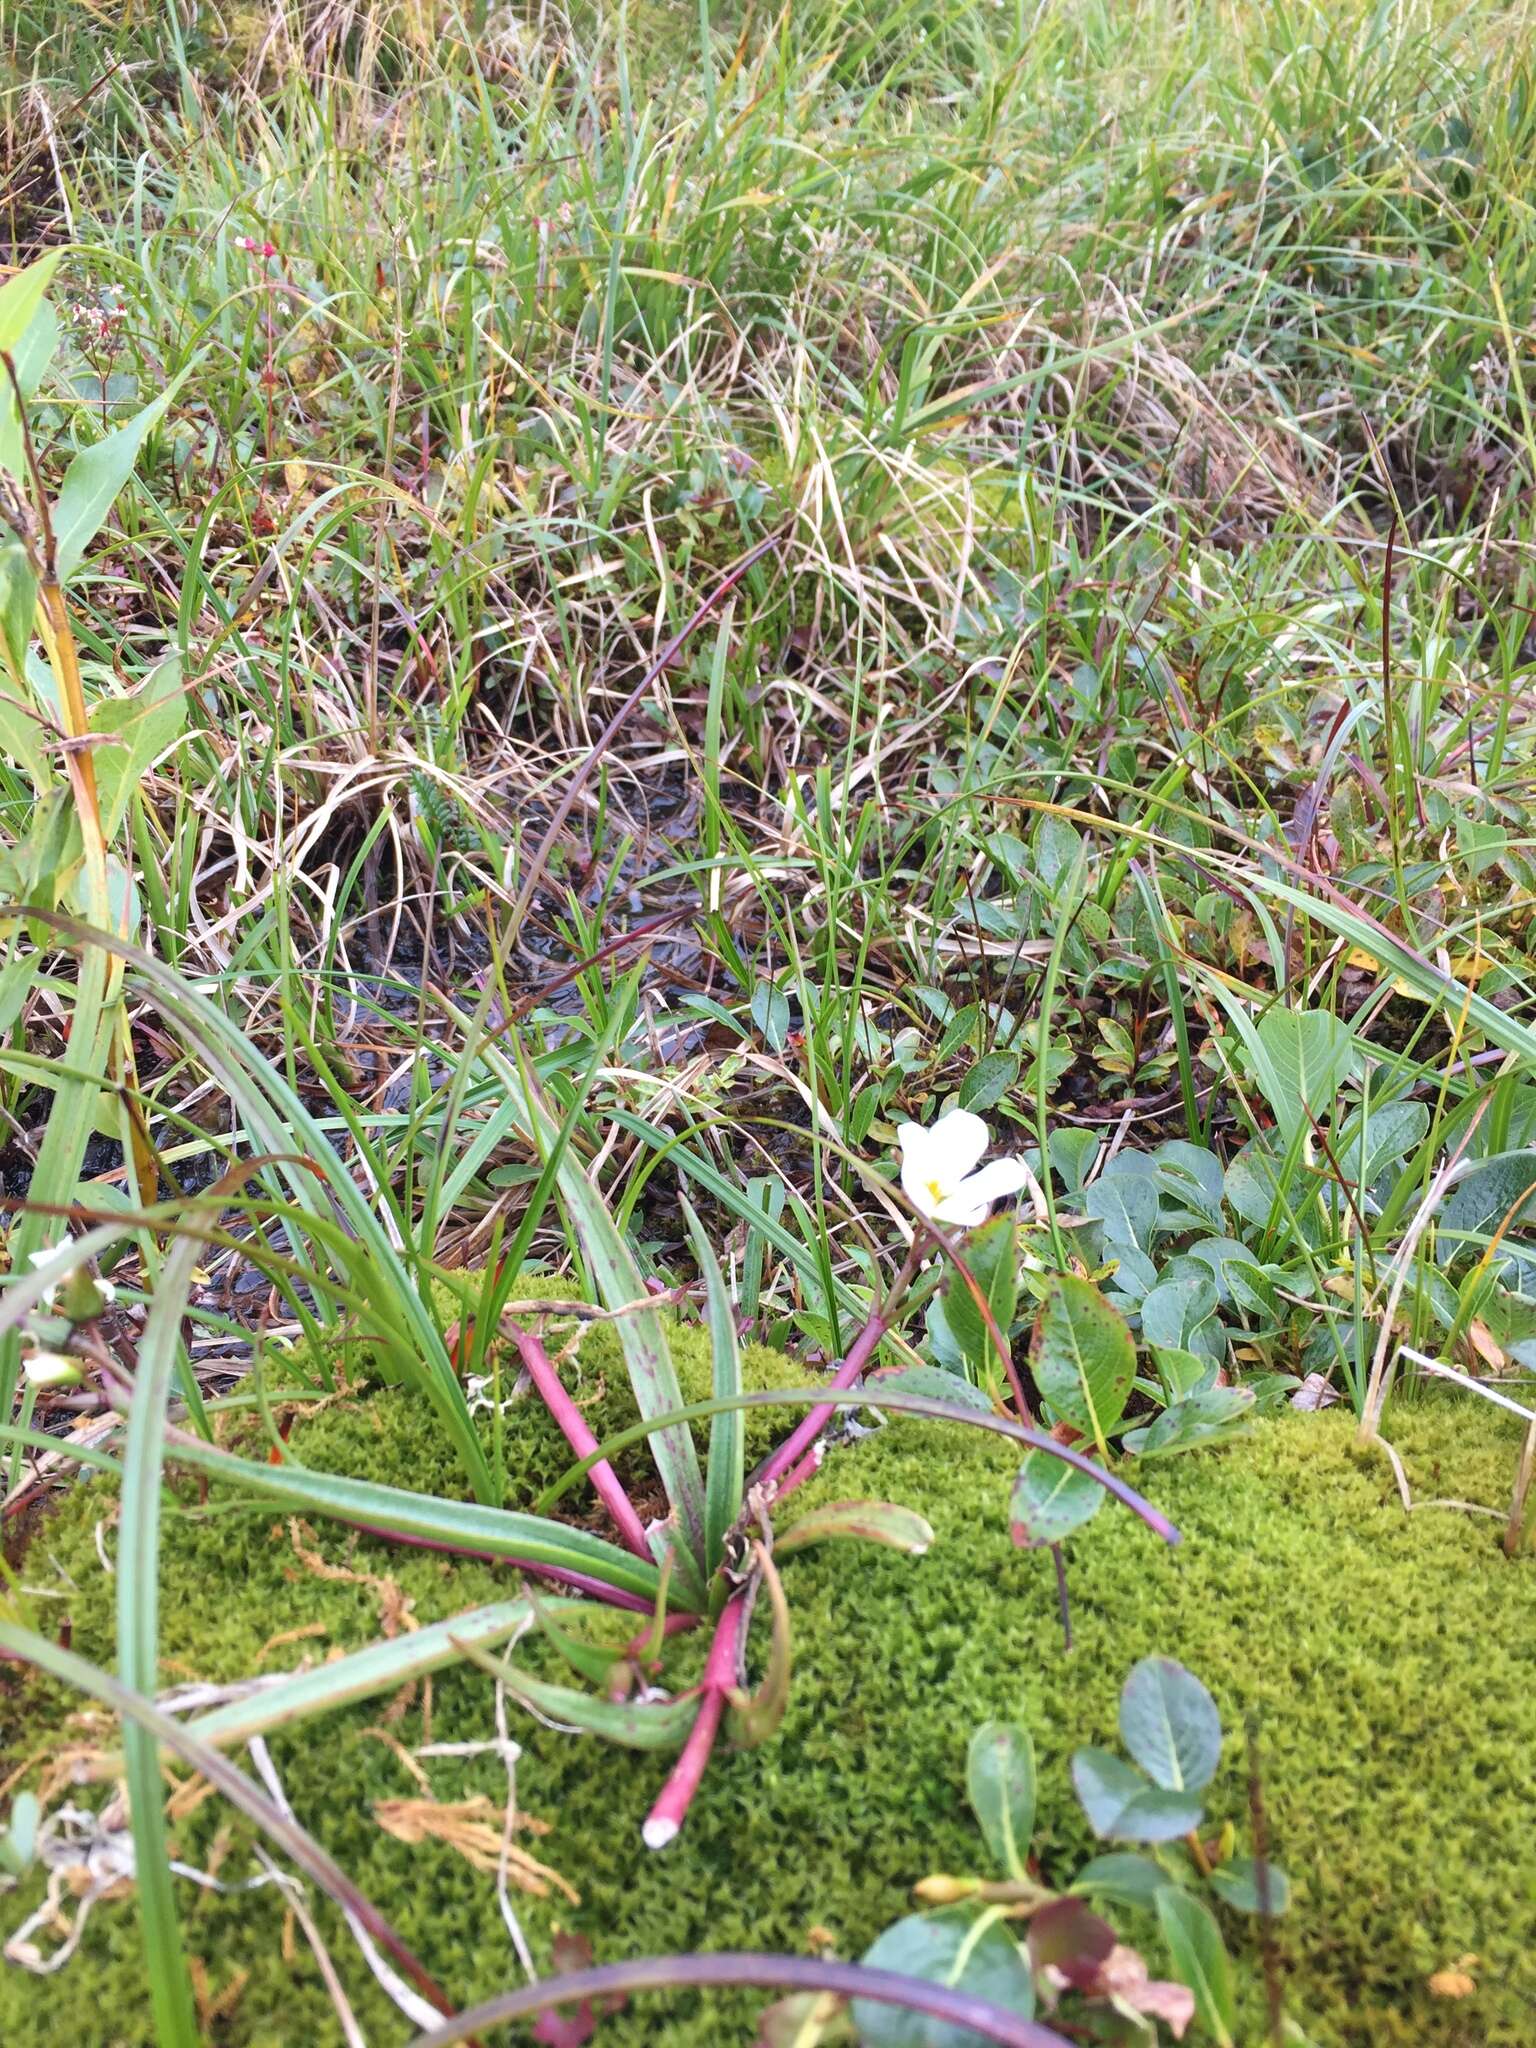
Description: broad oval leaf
945,1216,1019,1375
1334,1099,1429,1193
1032,1274,1135,1441
0,1790,39,1877
1148,1140,1225,1218
1120,1386,1254,1459
854,1909,1036,2047
1139,1272,1218,1353
1071,1852,1173,1910
0,287,60,500
0,251,60,358
1071,1747,1203,1843
1082,1172,1158,1252
775,1499,934,1557
879,1364,995,1413
1439,1150,1536,1245
958,1050,1019,1114
89,657,187,839
1119,1657,1222,1794
1207,1856,1291,1915
1222,1133,1307,1236
751,980,791,1050
965,1722,1036,1882
1009,1451,1105,1548
1252,1007,1357,1145
1155,1887,1236,2047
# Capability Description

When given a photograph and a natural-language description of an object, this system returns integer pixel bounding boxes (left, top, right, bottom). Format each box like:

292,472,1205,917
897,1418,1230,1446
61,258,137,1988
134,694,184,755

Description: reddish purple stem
753,1309,889,1496
510,1326,653,1560
770,1440,825,1505
642,1588,748,1848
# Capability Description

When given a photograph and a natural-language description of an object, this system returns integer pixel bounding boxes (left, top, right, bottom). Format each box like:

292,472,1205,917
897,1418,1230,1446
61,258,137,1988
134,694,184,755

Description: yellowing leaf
1466,1320,1504,1370
1449,951,1496,983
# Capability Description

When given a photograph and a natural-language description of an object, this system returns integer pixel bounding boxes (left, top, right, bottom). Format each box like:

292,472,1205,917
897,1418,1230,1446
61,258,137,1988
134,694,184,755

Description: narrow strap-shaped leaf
117,1232,203,2046
682,1193,743,1573
53,364,192,585
496,1666,702,1751
15,911,497,1506
183,1597,546,1752
0,1621,457,2025
774,1500,934,1556
166,1437,665,1606
537,1091,708,1573
536,1386,1179,1546
451,1631,701,1751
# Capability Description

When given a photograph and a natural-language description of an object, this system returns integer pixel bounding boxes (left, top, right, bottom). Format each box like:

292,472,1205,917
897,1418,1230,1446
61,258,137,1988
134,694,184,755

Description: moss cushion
1,1319,1533,2046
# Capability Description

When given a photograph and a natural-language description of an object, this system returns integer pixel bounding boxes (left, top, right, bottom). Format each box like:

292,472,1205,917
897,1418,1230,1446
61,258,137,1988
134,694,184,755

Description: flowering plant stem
752,1239,923,1497
509,1326,653,1560
642,1585,749,1848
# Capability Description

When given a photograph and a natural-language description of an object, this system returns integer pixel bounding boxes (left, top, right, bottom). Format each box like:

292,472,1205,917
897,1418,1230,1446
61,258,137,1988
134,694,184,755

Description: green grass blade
116,1230,202,2047
682,1193,744,1573
163,1436,667,1606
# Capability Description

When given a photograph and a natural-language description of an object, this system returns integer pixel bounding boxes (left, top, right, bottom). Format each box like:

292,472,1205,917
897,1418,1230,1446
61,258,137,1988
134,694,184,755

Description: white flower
26,1238,114,1314
28,1240,77,1305
22,1349,81,1389
897,1109,1030,1227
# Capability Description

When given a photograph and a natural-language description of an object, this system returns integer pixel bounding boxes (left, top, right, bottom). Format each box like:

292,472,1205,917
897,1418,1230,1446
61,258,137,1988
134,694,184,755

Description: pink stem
642,1589,748,1849
753,1310,889,1497
771,1440,827,1505
510,1327,653,1561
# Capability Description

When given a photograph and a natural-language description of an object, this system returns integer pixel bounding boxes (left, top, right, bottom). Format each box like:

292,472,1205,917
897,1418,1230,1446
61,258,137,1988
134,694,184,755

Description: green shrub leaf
1071,1852,1174,1909
1208,1857,1291,1915
1032,1273,1135,1445
1251,1007,1357,1145
1119,1657,1222,1793
1071,1747,1203,1842
1155,1888,1236,2046
965,1722,1036,1882
854,1909,1035,2045
1121,1387,1254,1458
945,1216,1018,1376
1009,1451,1105,1547
53,366,192,585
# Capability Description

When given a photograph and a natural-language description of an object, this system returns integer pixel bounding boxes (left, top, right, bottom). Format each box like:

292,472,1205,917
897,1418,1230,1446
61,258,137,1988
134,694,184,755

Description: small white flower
28,1240,77,1306
26,1238,114,1315
22,1349,82,1389
897,1109,1030,1227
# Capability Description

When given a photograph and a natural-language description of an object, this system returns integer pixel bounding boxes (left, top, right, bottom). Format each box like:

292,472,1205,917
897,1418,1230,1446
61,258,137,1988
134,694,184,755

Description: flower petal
933,1156,1030,1225
897,1120,943,1215
928,1108,991,1179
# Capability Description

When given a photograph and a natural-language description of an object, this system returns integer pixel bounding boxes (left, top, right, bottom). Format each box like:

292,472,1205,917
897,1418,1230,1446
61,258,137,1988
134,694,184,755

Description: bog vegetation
1,0,1535,2043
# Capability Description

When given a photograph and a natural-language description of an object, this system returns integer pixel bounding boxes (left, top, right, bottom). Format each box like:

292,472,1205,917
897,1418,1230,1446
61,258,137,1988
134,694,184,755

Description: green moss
3,1326,1533,2048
